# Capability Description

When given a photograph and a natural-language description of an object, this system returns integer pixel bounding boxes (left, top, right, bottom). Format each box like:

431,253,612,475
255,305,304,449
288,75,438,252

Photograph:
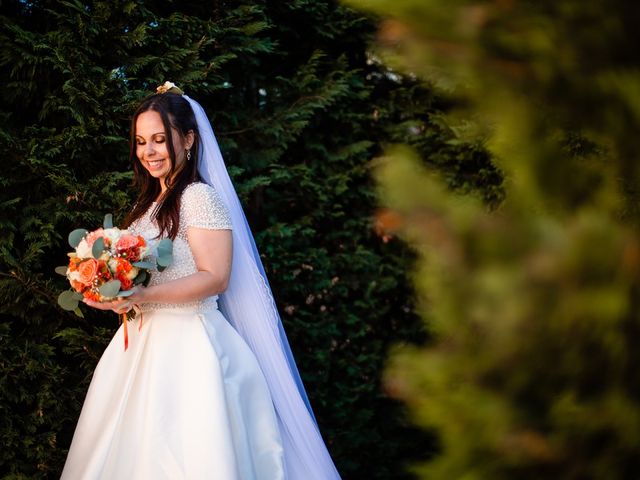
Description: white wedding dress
61,182,285,480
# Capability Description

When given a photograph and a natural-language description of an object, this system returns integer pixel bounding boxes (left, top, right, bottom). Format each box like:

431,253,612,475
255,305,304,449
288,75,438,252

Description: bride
61,82,341,480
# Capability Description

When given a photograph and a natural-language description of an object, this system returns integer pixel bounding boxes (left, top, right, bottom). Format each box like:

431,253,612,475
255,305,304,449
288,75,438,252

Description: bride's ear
184,129,195,150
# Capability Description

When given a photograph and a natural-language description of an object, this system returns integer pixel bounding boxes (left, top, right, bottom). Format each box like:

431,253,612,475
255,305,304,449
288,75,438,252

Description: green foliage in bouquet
344,0,640,478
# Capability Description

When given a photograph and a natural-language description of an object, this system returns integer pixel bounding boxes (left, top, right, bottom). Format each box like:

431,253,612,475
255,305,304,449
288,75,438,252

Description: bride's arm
137,227,232,303
83,227,232,312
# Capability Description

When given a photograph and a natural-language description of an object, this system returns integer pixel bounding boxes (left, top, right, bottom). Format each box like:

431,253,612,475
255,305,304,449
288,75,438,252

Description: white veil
183,95,341,480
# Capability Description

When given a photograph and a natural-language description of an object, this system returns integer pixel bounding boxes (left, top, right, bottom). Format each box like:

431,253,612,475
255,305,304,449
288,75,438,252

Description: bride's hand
82,286,147,314
83,297,131,314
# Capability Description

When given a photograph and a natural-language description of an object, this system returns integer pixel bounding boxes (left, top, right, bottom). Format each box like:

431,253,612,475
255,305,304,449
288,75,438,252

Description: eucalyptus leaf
55,266,68,276
92,237,105,258
157,264,167,272
118,290,135,297
58,290,80,311
157,238,173,257
157,254,172,267
132,261,154,269
98,279,121,298
68,229,88,249
73,306,84,318
133,270,147,285
103,213,113,229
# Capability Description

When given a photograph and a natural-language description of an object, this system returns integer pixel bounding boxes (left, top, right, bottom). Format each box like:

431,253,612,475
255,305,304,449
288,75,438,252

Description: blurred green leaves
346,0,640,478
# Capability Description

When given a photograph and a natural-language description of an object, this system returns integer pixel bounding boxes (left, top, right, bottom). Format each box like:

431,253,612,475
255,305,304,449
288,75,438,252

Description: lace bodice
129,182,233,312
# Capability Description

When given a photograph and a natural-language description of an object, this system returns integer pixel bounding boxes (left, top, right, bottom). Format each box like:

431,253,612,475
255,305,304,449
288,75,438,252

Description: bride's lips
145,158,166,171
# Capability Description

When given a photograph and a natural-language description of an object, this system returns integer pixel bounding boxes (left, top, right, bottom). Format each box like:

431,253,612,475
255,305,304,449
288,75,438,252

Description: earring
186,149,191,161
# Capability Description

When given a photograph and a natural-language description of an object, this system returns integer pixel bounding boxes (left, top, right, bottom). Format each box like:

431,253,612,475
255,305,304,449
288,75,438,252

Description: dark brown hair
123,92,202,239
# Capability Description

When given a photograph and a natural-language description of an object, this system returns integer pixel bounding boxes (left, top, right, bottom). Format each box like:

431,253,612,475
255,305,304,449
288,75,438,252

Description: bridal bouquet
57,214,173,316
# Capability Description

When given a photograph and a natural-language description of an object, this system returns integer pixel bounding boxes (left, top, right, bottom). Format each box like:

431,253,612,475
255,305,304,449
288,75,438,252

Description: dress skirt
61,305,285,480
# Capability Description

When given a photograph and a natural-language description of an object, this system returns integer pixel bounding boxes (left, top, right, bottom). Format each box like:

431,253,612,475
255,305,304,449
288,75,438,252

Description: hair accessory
183,94,342,479
156,81,184,95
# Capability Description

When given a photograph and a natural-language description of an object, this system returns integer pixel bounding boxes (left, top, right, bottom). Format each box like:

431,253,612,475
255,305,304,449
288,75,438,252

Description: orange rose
83,290,101,302
116,234,139,251
113,257,131,274
70,280,86,293
116,235,144,262
116,274,133,291
77,258,99,285
120,257,131,269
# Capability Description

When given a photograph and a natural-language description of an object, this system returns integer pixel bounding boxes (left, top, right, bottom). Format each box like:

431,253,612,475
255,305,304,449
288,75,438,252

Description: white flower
102,227,121,247
157,81,177,94
139,245,152,259
107,257,119,272
143,238,158,257
76,239,93,259
68,271,82,283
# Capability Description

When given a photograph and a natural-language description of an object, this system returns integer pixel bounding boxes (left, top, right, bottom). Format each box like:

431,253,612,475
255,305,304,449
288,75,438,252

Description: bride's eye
154,136,166,143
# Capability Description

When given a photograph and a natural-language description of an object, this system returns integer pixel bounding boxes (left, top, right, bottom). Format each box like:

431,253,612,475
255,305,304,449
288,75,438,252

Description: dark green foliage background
0,0,499,478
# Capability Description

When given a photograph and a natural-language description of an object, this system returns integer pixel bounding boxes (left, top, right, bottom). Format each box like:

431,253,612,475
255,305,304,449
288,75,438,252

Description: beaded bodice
129,182,233,312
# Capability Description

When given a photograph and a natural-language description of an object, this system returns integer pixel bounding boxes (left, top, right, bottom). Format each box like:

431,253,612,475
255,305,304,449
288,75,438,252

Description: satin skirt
61,306,285,480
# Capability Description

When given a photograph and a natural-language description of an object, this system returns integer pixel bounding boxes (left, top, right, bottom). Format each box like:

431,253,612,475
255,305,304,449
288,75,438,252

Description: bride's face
135,110,187,183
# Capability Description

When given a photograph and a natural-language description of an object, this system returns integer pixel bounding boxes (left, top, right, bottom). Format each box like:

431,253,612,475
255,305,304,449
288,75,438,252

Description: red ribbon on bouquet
119,307,144,351
119,313,129,351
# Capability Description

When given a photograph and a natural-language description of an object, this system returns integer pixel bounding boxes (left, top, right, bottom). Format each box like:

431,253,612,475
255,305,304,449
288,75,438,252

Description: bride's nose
144,143,156,156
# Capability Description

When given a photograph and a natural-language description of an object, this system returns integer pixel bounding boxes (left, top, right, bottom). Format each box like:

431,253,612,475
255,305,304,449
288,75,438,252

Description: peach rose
85,228,105,247
116,234,139,251
77,258,99,285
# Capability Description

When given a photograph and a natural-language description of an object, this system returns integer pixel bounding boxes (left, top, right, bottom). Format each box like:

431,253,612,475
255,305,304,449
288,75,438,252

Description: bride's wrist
136,285,153,304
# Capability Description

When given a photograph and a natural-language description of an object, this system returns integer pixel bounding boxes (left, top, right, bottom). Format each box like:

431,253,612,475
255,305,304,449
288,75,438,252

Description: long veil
183,95,341,480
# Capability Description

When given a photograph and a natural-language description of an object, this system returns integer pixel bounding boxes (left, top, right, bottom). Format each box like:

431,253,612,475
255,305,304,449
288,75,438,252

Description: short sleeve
181,182,233,230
